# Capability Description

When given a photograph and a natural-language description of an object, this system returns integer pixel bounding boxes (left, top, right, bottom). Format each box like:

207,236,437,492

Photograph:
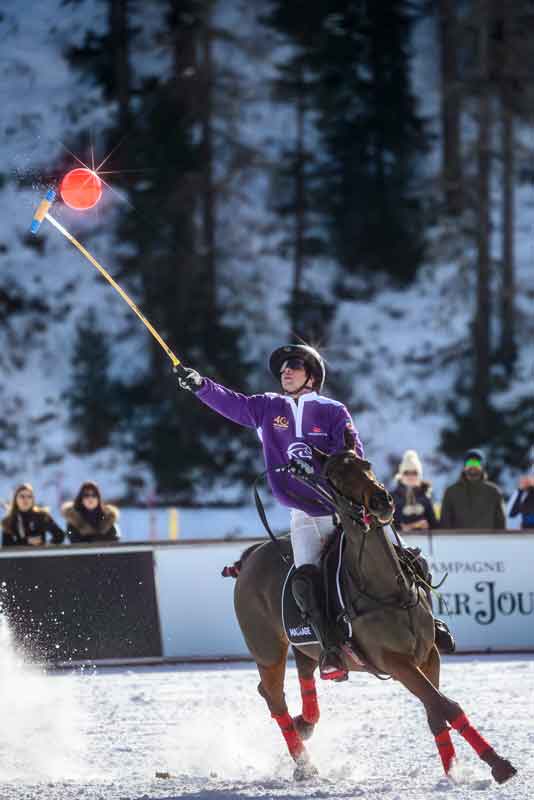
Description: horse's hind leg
257,648,318,779
292,647,319,740
383,650,517,784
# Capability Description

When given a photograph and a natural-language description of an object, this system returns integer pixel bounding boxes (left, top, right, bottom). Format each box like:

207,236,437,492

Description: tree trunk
170,3,198,328
498,3,517,374
438,0,462,215
109,0,131,134
291,68,306,336
200,12,217,321
500,99,516,372
473,0,492,436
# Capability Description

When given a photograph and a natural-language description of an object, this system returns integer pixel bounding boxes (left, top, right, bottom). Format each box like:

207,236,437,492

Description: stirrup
434,618,456,654
319,648,348,682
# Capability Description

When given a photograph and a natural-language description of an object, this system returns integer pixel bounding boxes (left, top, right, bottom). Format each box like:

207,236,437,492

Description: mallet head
30,188,56,234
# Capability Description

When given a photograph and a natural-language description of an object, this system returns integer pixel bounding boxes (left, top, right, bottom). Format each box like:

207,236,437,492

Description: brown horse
233,444,517,784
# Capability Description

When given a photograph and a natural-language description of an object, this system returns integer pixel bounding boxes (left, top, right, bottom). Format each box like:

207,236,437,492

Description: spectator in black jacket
1,483,65,547
61,481,120,544
440,449,505,530
391,450,438,532
508,467,534,530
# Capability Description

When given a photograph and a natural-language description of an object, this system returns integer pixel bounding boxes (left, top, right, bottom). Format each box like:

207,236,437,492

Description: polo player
176,344,453,679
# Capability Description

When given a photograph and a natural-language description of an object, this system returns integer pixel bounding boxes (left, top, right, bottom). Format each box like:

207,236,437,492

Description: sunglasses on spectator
83,493,98,499
464,459,482,469
402,471,419,476
280,358,306,373
17,493,33,500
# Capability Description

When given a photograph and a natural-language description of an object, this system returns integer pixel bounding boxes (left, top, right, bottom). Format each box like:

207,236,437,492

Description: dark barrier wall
0,549,162,661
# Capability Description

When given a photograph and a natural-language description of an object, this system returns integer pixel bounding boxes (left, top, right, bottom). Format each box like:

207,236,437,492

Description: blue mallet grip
31,189,56,234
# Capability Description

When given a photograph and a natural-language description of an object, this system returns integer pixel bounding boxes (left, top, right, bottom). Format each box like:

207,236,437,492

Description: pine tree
438,0,463,216
111,0,258,495
68,309,117,453
439,1,534,457
61,0,261,495
264,0,429,289
64,0,136,136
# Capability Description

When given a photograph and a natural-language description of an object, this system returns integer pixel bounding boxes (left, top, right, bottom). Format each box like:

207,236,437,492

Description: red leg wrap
451,713,492,757
272,711,305,760
299,677,320,725
435,727,456,773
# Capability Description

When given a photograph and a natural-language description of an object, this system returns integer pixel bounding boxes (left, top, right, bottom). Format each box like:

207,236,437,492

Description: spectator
1,483,65,547
391,450,438,531
508,455,534,530
61,481,120,544
440,449,506,530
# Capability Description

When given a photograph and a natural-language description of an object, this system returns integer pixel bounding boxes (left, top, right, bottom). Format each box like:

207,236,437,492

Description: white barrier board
424,533,534,651
154,541,250,658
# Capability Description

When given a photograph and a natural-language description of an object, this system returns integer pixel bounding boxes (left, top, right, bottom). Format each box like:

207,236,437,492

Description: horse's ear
344,427,356,451
311,446,329,466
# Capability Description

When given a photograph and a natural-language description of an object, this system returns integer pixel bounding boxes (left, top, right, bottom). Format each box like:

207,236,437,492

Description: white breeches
290,508,336,568
289,511,406,568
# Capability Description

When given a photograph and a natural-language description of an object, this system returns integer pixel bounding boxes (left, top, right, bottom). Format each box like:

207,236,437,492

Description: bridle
287,451,420,611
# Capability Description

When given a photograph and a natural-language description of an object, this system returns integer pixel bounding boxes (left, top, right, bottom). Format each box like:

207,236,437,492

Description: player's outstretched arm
173,366,266,429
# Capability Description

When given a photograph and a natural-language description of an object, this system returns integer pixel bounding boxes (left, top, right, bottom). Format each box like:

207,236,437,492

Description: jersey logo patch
308,425,327,437
273,415,289,430
287,441,313,460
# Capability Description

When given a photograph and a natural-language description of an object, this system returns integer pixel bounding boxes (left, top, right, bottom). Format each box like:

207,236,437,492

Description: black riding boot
406,548,456,654
292,564,347,681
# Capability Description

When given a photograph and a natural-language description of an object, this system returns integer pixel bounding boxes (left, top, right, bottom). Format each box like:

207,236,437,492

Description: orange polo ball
60,168,102,210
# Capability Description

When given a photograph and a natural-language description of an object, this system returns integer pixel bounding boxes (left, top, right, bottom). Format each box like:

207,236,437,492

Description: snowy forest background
1,0,533,511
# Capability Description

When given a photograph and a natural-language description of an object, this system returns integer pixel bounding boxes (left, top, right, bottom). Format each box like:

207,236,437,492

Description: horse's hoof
293,759,319,782
293,714,315,741
491,758,517,784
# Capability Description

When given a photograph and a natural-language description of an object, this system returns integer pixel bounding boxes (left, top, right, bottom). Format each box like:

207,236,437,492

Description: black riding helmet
269,344,326,391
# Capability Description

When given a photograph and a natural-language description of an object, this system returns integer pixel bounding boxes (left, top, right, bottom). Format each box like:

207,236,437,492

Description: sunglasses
402,471,419,477
17,493,33,500
82,493,98,499
280,357,306,373
464,459,482,469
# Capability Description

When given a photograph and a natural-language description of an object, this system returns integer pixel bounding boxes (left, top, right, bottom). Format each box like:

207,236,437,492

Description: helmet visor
280,357,306,373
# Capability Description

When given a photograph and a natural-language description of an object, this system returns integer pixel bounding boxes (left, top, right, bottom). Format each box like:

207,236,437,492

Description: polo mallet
30,189,188,377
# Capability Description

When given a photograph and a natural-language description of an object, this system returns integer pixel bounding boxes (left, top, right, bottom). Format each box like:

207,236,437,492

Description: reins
253,458,424,612
253,462,345,565
351,520,421,611
253,470,292,565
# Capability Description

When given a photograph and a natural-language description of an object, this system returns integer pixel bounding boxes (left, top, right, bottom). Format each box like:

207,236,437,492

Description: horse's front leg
420,646,456,775
383,649,517,785
292,646,320,740
257,650,318,780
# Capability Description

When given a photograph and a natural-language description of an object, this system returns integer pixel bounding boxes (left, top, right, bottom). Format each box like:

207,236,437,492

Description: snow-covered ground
0,614,531,800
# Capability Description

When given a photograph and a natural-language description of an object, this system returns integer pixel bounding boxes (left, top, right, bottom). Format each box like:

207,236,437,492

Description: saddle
282,526,352,647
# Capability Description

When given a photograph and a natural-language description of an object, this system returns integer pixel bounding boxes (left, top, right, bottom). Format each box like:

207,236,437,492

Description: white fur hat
398,450,423,477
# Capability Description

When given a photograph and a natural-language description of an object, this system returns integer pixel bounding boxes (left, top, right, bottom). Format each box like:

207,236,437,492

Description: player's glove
288,457,315,478
174,365,204,393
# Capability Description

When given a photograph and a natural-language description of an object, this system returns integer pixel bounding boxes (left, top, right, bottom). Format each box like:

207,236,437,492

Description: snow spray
0,612,84,782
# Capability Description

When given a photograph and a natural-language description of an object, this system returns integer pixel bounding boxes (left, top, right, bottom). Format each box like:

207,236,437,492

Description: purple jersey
196,379,364,516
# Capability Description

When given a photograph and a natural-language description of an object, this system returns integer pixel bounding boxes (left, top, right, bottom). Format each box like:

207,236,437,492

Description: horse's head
316,432,394,525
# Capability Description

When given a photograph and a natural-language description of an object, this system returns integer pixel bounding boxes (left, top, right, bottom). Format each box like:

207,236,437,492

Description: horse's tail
221,542,264,579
